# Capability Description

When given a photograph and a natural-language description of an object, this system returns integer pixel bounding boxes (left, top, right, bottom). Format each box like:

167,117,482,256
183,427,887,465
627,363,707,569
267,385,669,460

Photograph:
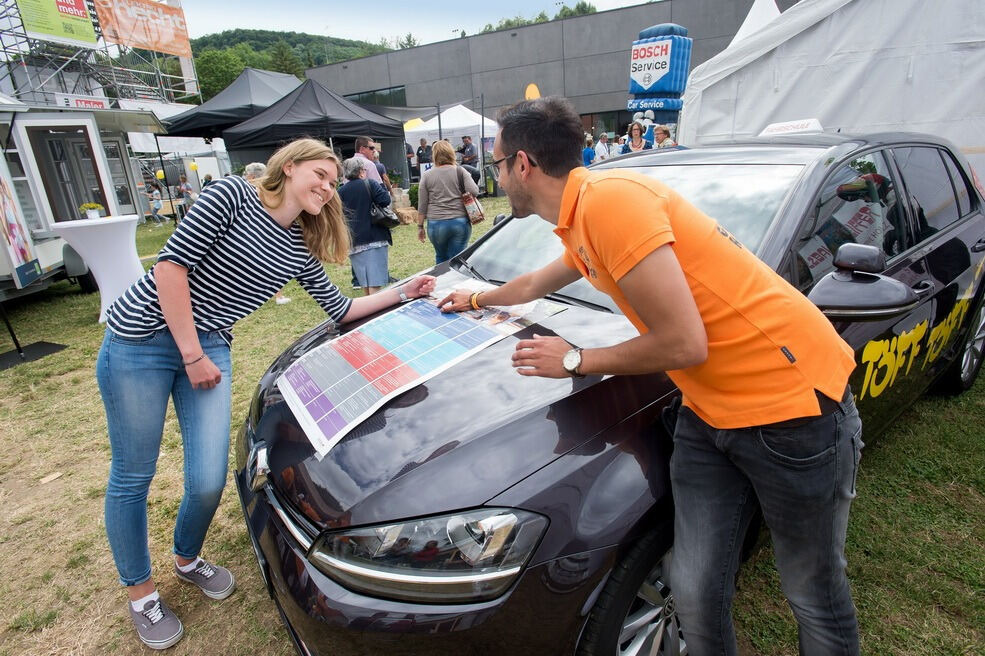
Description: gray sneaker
128,598,183,650
174,558,236,600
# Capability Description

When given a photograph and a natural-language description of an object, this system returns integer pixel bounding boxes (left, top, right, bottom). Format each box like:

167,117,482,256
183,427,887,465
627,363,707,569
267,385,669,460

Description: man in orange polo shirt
439,97,862,656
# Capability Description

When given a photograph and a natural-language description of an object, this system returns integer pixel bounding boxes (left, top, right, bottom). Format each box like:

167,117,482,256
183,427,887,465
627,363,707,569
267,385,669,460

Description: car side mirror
807,244,918,321
493,213,510,226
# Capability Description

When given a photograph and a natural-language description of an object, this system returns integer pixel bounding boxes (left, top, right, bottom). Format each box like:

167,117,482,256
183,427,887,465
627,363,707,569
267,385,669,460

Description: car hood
247,275,667,532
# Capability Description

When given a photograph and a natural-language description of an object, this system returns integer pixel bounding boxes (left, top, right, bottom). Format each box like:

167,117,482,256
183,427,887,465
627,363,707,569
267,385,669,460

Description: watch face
563,349,581,373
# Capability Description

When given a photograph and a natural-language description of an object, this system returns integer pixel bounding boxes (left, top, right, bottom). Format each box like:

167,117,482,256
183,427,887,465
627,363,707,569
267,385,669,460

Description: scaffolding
0,0,199,107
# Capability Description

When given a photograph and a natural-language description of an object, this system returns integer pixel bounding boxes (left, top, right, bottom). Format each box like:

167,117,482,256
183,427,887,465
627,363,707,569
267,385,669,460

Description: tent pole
437,103,442,140
479,93,485,182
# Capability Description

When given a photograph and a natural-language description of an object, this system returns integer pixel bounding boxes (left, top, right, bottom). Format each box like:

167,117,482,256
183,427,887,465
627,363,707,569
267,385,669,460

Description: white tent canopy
679,0,985,173
118,99,226,155
404,104,498,146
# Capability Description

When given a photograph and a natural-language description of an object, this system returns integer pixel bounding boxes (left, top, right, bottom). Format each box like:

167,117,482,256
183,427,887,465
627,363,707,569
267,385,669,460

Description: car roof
597,131,959,168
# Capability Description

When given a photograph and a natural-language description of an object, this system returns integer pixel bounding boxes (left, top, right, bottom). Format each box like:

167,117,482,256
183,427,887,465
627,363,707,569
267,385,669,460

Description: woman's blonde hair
256,138,350,263
431,140,456,166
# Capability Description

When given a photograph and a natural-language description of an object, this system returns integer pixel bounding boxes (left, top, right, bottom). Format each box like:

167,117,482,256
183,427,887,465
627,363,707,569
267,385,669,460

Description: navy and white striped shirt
106,176,352,343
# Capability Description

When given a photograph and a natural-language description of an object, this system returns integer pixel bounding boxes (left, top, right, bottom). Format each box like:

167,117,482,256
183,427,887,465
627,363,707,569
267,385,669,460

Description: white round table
52,214,145,323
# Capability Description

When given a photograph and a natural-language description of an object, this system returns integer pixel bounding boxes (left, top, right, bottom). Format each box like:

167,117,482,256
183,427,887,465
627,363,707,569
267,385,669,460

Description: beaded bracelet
183,353,207,366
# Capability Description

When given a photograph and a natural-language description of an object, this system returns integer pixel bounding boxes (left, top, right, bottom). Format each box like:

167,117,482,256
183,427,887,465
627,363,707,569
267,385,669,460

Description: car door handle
971,238,985,253
911,280,935,297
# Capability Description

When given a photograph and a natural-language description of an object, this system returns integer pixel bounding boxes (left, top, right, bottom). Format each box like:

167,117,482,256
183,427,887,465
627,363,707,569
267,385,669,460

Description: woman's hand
185,356,222,389
403,275,437,299
437,289,475,313
417,225,427,243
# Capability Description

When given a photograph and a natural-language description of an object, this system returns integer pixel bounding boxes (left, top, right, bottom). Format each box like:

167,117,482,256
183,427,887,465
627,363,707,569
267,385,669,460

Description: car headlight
309,508,548,603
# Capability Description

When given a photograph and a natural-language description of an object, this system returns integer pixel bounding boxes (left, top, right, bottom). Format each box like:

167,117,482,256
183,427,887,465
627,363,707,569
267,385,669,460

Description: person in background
440,96,862,656
338,157,393,295
201,174,214,187
458,135,481,184
621,120,653,154
406,141,417,180
655,125,677,148
594,133,612,162
417,140,480,264
371,142,392,188
245,162,291,305
145,182,164,227
583,135,596,167
416,138,432,171
353,136,383,184
97,138,435,650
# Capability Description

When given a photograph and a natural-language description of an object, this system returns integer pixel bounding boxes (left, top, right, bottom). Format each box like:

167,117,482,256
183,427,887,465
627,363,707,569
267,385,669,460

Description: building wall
307,0,799,119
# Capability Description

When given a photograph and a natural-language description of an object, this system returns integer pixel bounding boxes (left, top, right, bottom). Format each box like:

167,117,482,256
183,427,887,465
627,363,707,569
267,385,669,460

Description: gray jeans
669,390,863,655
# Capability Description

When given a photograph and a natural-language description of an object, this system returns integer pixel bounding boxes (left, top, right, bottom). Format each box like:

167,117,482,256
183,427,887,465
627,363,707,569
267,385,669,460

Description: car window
795,151,910,289
637,163,803,252
940,150,974,217
893,146,961,240
466,218,622,313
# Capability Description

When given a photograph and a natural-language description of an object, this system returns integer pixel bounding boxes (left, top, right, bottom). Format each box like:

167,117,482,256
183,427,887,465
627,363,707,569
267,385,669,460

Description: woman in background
417,140,480,264
338,156,393,295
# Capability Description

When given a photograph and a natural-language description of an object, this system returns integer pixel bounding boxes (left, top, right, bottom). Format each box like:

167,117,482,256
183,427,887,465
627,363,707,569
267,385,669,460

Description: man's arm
511,245,708,377
439,256,581,311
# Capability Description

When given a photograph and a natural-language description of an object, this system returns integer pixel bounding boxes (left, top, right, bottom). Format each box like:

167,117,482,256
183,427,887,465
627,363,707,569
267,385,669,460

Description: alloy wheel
617,550,687,656
961,303,985,383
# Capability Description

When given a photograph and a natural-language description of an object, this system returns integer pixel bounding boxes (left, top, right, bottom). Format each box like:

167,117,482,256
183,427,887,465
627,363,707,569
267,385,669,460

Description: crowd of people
102,101,860,656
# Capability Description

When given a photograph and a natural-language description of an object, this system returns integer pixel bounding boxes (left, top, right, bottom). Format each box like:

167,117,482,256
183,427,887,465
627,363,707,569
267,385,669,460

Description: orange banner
94,0,191,58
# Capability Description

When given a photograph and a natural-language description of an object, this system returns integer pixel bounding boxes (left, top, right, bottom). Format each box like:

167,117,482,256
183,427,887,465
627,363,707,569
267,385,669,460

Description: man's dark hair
496,96,583,177
354,136,372,151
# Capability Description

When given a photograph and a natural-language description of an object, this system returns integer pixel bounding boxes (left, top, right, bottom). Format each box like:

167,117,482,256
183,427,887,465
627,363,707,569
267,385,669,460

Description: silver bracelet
398,285,410,302
182,352,207,366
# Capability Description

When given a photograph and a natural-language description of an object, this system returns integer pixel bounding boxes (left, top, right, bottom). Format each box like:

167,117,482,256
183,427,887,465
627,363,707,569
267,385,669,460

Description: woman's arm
155,261,222,389
342,275,436,322
416,176,429,242
464,169,481,196
371,180,391,207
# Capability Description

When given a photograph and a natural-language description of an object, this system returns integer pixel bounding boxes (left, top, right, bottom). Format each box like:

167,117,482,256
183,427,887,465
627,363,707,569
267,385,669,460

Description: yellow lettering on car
860,320,928,399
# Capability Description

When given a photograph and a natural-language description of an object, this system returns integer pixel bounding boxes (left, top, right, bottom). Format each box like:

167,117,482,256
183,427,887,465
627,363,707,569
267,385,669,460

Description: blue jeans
97,328,232,586
669,391,863,656
426,217,471,264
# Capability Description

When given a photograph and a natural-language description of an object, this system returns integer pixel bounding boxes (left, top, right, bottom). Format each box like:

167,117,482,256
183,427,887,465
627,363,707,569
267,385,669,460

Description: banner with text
94,0,191,58
16,0,98,49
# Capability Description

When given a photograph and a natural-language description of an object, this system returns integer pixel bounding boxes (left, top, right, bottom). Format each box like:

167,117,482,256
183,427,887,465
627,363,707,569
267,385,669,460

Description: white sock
130,590,160,612
176,557,200,573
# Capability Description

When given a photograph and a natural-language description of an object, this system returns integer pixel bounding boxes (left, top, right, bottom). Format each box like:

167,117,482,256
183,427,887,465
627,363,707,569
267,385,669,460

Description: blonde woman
417,139,481,264
96,138,434,650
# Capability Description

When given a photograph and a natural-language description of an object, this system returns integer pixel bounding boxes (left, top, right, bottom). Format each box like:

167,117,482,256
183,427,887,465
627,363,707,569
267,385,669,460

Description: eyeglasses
490,152,537,182
363,145,375,152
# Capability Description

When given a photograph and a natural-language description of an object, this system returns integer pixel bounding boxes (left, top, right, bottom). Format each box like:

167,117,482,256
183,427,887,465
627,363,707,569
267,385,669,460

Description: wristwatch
398,286,410,302
562,347,585,378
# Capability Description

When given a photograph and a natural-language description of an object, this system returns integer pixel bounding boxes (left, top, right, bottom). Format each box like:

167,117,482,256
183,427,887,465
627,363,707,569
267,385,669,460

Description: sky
180,0,655,45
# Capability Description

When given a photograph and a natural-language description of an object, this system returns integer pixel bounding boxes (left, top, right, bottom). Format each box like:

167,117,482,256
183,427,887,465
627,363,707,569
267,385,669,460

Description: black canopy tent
221,79,403,149
162,68,303,138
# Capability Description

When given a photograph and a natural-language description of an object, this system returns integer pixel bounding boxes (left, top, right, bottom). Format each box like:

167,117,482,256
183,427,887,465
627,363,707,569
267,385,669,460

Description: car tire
934,296,985,395
77,271,99,294
576,523,686,656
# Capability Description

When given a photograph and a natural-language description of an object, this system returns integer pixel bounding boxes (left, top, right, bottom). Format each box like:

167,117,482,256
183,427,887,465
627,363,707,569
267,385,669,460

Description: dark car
235,133,985,656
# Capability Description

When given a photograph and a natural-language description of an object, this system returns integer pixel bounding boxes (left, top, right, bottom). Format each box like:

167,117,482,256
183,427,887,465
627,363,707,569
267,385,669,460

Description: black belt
816,385,850,416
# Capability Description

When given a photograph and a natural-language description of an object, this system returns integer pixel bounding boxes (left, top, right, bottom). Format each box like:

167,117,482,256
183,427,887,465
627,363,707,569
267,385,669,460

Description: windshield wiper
484,279,613,314
451,256,488,282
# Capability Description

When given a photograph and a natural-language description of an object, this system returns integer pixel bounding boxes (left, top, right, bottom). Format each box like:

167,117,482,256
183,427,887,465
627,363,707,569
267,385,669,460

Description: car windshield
465,163,804,311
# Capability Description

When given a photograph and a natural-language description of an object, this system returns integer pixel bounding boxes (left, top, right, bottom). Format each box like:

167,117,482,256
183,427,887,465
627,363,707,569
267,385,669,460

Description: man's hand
186,356,222,389
512,334,574,378
437,289,474,312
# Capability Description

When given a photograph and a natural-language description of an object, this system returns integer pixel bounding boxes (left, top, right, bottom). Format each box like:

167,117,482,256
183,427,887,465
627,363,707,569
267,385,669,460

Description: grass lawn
0,196,982,655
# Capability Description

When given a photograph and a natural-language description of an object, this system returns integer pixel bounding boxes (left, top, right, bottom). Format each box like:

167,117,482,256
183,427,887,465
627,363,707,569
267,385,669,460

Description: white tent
404,104,498,147
679,0,985,173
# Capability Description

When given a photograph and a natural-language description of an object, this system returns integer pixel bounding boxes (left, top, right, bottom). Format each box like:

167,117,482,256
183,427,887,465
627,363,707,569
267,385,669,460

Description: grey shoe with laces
128,597,183,650
174,558,236,600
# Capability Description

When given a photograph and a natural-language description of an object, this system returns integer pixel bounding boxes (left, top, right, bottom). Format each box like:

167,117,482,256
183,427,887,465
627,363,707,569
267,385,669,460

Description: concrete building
307,0,798,138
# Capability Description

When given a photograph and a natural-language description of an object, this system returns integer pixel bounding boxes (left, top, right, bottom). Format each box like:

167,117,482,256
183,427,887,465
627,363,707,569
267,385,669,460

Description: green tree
268,40,304,78
196,49,245,100
228,42,270,70
397,33,419,49
555,2,597,19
